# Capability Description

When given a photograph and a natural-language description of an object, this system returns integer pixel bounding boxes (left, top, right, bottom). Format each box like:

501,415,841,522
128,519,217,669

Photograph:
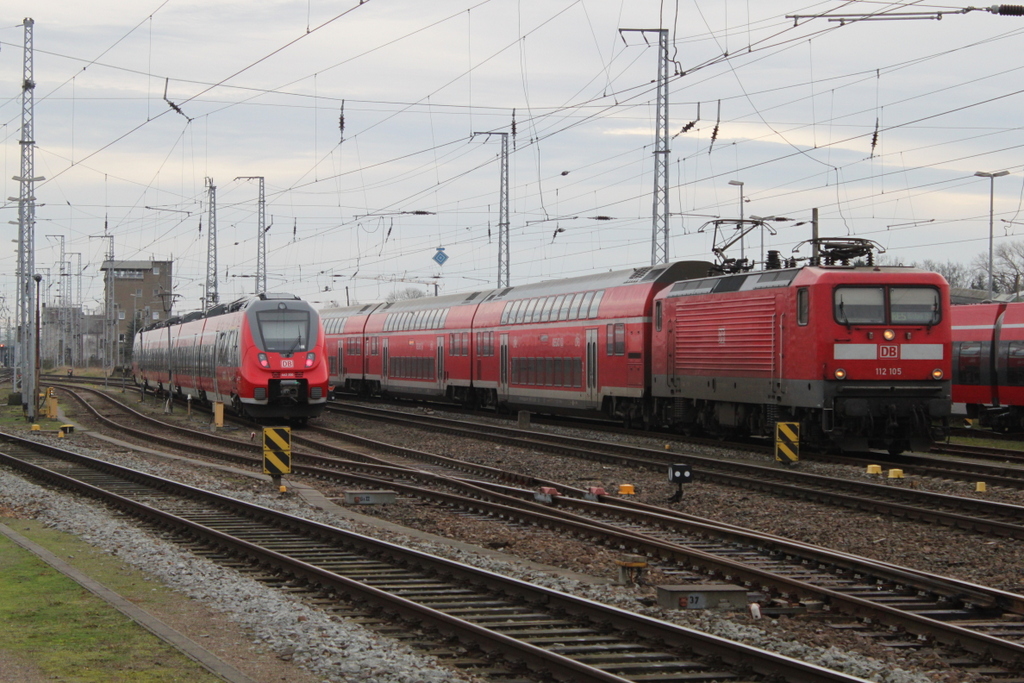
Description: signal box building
101,260,173,363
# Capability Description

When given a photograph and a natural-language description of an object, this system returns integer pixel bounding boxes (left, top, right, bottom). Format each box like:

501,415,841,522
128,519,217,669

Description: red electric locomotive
650,246,951,453
133,293,329,421
951,302,1024,431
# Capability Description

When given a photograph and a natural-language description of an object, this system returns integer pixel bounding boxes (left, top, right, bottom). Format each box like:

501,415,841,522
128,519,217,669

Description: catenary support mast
205,177,218,310
15,18,43,419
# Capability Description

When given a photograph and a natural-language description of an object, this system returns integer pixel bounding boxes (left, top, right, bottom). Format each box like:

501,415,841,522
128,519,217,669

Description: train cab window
655,301,663,332
256,309,311,353
797,289,809,326
834,287,884,325
890,287,940,325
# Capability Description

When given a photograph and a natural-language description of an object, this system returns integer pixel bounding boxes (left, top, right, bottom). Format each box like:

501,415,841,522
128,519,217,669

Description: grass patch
947,433,1024,451
0,517,222,682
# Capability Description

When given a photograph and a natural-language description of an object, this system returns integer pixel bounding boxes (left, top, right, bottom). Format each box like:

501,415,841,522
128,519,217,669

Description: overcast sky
2,0,1023,315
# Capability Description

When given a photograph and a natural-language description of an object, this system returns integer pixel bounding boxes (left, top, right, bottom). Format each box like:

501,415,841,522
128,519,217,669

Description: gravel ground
1,424,1012,683
325,408,1024,594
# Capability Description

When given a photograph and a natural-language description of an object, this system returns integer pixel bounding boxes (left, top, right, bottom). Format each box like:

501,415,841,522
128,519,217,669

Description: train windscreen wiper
287,332,303,356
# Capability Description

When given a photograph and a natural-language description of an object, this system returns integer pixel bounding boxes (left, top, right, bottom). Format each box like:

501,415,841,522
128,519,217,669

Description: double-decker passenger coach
133,293,329,422
951,302,1024,432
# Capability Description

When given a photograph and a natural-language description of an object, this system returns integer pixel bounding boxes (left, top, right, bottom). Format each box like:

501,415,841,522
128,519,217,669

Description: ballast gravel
1,431,967,683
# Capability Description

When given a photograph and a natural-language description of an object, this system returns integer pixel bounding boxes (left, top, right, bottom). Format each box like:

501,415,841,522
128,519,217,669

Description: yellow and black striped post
263,426,292,477
774,422,799,464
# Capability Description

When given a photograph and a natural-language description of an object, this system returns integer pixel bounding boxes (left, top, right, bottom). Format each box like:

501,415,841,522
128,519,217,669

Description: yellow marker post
867,464,882,475
213,402,224,428
976,482,987,493
263,426,292,481
774,422,800,464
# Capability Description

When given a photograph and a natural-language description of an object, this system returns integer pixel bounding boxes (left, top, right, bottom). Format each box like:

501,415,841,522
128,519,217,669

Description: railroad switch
616,556,648,585
534,487,561,503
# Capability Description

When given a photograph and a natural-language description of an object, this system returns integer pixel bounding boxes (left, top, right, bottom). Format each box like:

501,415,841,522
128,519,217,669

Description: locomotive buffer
263,426,292,491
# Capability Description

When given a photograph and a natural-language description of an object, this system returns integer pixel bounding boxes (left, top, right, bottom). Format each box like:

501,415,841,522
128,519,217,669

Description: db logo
879,345,899,359
280,359,294,368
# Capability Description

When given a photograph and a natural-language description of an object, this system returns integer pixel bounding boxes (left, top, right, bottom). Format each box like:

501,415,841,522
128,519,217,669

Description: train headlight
834,368,847,380
931,368,944,380
305,352,315,368
883,329,896,341
258,352,270,369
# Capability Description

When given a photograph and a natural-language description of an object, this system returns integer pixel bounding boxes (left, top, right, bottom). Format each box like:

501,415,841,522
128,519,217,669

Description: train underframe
336,377,948,454
965,403,1024,433
141,379,325,424
618,393,948,455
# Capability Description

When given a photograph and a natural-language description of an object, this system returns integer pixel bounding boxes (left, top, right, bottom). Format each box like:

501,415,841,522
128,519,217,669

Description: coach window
797,289,809,326
555,294,572,321
513,300,527,324
525,298,540,323
655,301,663,332
614,323,626,355
574,292,594,319
834,286,884,325
539,297,555,322
890,287,940,325
587,290,604,318
550,295,566,322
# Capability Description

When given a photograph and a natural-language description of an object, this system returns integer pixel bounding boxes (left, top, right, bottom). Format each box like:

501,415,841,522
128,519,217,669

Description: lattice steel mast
474,132,510,287
236,176,266,294
621,28,670,265
14,18,43,419
204,177,218,309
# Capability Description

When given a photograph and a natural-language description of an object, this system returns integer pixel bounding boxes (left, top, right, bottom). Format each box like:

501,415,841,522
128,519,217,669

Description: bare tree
385,287,427,303
919,259,974,289
970,241,1024,295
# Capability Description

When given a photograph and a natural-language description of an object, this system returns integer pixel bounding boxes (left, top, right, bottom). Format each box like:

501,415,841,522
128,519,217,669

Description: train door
586,328,598,405
382,338,390,392
342,342,350,385
213,331,225,401
499,333,509,402
436,335,445,390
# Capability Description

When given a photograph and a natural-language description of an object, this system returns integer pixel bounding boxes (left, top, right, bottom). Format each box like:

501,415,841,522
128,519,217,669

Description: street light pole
728,180,745,260
975,170,1010,300
158,289,178,414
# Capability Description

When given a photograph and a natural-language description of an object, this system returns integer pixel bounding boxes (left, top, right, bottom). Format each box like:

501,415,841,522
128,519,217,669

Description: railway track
324,403,1024,536
51,384,1024,675
0,432,873,683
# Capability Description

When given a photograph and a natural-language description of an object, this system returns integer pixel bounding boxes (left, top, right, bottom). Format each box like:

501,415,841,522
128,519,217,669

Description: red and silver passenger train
133,293,329,421
322,248,951,452
951,301,1024,431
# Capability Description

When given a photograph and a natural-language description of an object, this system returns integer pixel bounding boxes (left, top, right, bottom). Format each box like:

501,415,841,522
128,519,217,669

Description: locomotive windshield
256,310,311,353
834,287,884,324
834,286,940,326
890,287,941,324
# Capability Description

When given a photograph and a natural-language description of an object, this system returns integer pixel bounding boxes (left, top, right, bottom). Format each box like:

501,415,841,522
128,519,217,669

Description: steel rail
0,434,873,683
